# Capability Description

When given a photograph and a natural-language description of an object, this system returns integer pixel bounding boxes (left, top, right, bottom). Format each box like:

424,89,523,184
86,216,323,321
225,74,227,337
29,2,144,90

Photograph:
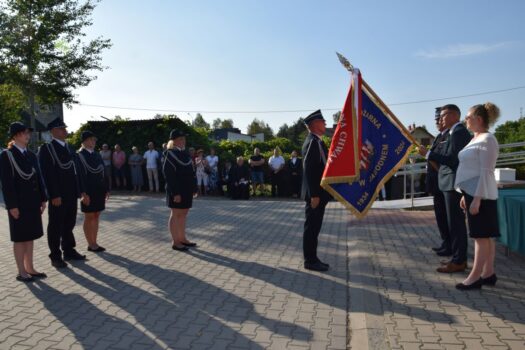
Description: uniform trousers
443,190,468,264
47,200,78,260
303,197,328,263
433,189,451,251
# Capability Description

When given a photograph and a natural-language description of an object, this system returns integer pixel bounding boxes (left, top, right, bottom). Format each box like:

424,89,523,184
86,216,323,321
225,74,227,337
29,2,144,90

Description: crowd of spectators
98,143,303,200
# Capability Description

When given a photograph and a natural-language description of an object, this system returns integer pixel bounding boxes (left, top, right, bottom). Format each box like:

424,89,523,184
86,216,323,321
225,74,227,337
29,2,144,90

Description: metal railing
394,142,525,205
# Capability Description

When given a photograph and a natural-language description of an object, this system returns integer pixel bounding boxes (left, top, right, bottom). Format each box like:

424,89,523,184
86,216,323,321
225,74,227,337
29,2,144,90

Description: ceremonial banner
321,64,415,218
321,69,362,184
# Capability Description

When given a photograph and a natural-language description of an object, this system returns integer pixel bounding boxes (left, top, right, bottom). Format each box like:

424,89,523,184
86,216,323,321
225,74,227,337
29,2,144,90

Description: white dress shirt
455,133,499,199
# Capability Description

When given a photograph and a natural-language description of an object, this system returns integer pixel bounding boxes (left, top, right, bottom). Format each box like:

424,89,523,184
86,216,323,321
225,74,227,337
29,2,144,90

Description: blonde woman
163,130,198,251
0,122,48,281
77,131,109,253
455,103,501,290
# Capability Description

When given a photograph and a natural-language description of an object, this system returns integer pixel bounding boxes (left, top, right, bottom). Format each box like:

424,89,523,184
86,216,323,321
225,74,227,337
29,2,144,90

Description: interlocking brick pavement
2,194,525,349
349,209,525,350
0,195,350,349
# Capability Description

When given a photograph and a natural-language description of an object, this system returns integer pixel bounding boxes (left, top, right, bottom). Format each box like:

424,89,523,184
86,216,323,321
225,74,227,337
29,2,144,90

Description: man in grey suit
419,104,472,273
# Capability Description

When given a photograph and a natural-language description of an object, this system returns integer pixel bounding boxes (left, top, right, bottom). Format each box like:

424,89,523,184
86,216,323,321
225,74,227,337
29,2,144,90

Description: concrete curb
348,224,390,350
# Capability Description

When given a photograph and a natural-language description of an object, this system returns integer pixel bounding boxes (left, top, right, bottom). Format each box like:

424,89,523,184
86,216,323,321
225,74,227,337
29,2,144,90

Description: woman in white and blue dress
77,131,109,253
0,122,48,282
455,103,501,290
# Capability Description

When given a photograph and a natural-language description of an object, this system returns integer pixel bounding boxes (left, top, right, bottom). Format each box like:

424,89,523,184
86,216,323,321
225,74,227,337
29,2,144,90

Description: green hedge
69,117,332,172
69,116,209,153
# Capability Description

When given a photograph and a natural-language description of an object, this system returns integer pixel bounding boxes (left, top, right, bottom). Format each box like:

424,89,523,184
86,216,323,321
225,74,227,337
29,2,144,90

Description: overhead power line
77,85,525,114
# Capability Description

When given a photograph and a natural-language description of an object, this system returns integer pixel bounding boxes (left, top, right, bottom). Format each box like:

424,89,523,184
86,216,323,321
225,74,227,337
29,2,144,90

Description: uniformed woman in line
77,131,109,252
0,122,48,282
162,129,198,251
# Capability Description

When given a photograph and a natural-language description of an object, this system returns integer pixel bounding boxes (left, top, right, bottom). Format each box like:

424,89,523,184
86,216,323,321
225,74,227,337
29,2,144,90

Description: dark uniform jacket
288,158,302,176
428,123,472,192
162,148,197,196
38,140,81,201
229,164,250,184
0,147,48,210
301,133,330,201
426,131,448,195
77,148,107,196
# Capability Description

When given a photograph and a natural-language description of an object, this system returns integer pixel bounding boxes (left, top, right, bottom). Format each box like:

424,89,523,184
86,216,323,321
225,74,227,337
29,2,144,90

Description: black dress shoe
481,274,497,286
436,249,453,257
29,272,47,278
172,245,189,251
16,275,34,282
51,259,68,268
304,261,329,272
456,278,483,290
182,242,197,247
432,245,444,252
318,260,330,268
64,251,86,261
88,246,106,252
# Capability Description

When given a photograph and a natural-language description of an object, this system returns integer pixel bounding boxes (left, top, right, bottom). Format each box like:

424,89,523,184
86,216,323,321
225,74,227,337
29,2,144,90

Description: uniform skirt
166,190,193,209
464,192,500,238
81,191,106,213
8,208,44,242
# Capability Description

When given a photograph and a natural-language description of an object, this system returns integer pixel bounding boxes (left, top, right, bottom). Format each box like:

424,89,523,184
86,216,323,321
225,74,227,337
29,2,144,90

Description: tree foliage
494,117,525,147
0,0,112,124
0,83,27,144
494,117,525,179
212,118,234,129
276,118,307,148
247,118,274,140
192,113,210,129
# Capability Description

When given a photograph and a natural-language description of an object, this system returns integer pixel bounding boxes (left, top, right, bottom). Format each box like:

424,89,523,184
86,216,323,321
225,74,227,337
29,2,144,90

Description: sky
64,0,525,136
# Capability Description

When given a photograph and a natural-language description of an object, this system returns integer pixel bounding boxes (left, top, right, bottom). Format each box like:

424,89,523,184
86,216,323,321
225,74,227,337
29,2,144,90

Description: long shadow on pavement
27,281,163,349
72,253,314,348
189,249,453,324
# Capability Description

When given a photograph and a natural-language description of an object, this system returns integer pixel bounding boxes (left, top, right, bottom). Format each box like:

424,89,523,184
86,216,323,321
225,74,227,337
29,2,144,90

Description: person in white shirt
195,149,209,195
205,147,219,193
268,147,285,197
143,141,160,192
454,102,501,291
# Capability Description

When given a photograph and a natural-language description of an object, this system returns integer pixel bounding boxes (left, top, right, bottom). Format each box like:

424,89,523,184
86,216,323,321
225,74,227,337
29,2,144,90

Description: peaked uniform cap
47,118,68,130
9,121,33,137
303,110,325,125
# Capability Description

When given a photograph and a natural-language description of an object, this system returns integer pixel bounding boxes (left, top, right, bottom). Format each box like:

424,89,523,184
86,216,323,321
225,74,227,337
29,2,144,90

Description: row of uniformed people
0,119,108,281
2,112,331,282
1,121,200,282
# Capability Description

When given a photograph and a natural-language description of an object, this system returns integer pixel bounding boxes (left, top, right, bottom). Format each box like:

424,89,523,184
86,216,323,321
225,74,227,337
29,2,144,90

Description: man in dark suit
301,110,331,272
427,108,452,256
419,104,472,273
38,118,87,268
288,150,302,198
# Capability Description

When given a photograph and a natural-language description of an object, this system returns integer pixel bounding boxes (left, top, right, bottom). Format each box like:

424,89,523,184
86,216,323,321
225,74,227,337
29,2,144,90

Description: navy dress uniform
301,110,331,271
38,118,85,267
0,123,48,243
162,129,197,210
427,108,452,255
77,131,108,213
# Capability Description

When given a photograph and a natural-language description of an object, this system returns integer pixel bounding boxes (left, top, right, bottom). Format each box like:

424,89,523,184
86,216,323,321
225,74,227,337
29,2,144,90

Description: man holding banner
301,110,331,272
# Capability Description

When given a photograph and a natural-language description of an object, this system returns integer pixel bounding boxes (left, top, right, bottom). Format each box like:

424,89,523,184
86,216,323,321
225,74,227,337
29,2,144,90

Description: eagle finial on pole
336,52,354,72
